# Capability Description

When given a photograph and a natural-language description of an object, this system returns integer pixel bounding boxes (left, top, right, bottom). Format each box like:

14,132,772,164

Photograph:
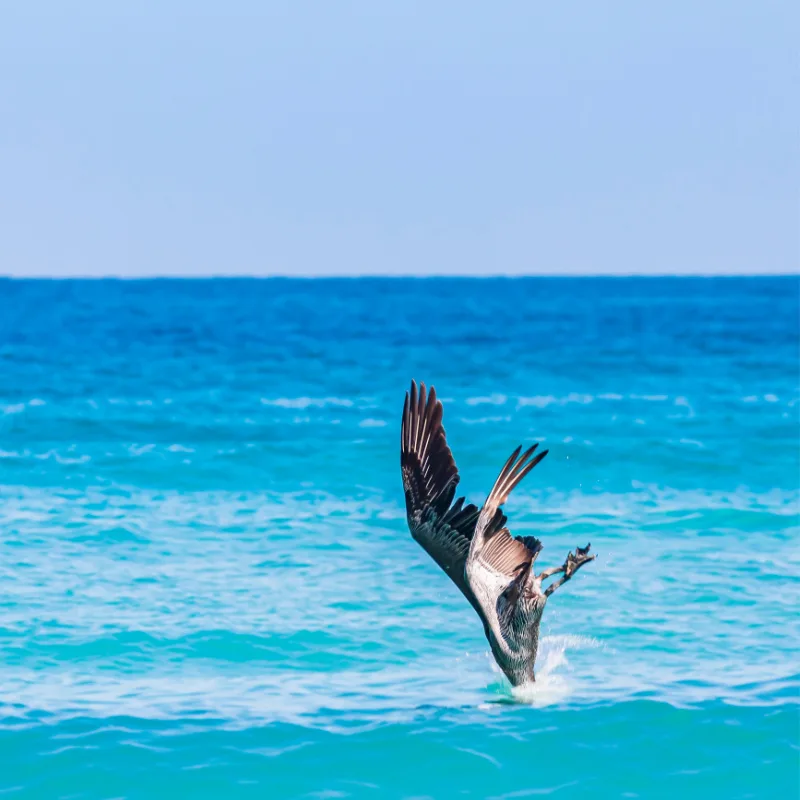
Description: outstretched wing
401,380,480,604
470,445,548,576
466,445,549,643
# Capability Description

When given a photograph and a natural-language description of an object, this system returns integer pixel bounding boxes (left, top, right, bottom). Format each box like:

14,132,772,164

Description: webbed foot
543,543,596,597
564,543,595,578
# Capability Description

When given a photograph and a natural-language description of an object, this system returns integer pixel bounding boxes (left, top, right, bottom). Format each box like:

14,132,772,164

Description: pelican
400,380,595,686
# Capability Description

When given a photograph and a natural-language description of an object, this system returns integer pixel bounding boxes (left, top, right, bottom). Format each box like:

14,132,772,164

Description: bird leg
541,544,595,597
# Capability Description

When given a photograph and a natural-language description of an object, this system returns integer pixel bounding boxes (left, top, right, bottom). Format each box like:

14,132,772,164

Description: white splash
506,634,601,707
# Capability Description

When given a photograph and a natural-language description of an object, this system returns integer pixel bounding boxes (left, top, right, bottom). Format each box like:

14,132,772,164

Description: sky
0,1,797,277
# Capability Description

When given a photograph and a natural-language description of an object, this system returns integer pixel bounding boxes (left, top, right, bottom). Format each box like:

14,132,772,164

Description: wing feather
465,445,550,648
401,380,479,604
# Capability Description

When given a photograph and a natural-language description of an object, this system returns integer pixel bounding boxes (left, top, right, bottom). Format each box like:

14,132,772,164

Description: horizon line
1,272,798,280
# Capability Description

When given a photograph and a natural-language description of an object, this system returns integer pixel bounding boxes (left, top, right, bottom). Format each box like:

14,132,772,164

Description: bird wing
400,380,480,606
466,445,548,644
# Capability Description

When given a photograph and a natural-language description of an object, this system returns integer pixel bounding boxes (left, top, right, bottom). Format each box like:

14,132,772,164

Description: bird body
400,380,595,686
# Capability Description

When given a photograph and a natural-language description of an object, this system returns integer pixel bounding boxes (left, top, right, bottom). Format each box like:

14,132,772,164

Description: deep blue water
0,277,798,798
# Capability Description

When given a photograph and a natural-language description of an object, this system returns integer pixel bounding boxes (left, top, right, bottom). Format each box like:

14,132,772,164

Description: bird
400,380,595,686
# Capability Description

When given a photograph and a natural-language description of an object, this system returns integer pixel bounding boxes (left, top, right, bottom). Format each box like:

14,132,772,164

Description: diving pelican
400,380,595,686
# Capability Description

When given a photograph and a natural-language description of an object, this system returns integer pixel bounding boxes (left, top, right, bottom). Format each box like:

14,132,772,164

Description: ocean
0,277,797,798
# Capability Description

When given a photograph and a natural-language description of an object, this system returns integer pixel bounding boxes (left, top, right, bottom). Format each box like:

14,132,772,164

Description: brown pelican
400,380,595,686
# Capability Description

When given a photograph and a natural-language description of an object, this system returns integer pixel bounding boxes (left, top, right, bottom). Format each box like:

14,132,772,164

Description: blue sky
1,1,797,276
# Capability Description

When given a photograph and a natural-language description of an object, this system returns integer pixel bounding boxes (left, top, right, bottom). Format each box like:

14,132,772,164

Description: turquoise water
0,277,798,798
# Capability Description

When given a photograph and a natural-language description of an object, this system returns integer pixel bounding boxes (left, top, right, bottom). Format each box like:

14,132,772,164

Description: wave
260,397,355,409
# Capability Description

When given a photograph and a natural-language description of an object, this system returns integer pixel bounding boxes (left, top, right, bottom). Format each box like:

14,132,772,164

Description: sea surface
0,277,798,798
